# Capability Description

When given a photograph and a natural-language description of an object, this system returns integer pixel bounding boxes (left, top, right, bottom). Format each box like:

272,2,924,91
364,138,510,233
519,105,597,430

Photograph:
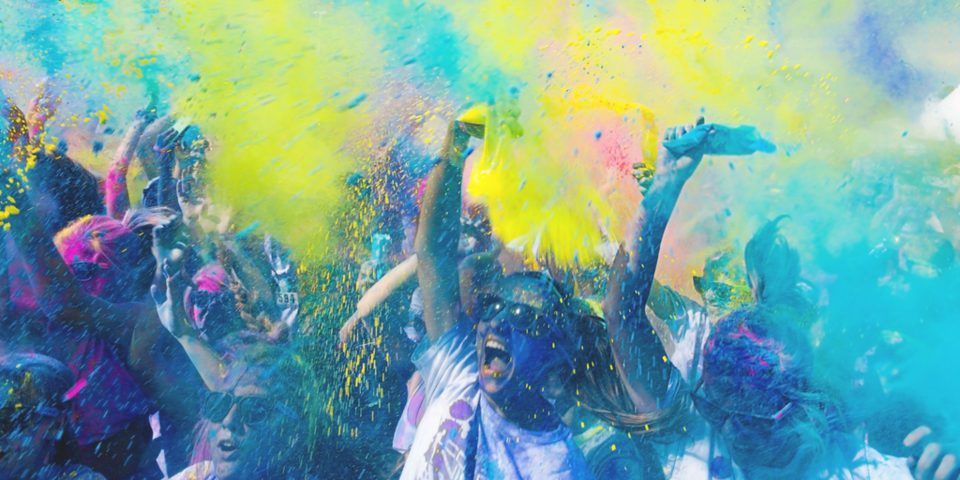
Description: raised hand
905,426,959,480
151,261,193,340
653,116,711,188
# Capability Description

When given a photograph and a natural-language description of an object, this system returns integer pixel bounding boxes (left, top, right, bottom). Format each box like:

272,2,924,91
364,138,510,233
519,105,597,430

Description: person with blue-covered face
398,114,595,480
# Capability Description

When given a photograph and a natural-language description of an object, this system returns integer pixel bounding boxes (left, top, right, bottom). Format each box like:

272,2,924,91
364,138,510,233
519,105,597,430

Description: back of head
704,308,844,477
0,354,74,415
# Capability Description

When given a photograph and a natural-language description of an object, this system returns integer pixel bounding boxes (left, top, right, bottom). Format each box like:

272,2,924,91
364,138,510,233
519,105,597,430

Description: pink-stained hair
192,263,228,292
53,215,134,266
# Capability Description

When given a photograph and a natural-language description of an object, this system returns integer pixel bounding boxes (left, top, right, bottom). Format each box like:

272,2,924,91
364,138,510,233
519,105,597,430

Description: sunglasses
474,293,564,339
202,392,273,427
71,261,107,282
0,405,62,436
191,289,230,310
690,377,793,429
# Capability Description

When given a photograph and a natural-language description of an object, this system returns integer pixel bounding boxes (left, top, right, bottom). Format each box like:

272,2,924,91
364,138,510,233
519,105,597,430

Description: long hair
562,311,691,437
704,307,849,478
744,216,817,329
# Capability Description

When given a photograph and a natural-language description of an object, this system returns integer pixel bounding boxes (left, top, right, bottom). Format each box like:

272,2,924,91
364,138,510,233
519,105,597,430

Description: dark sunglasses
690,377,793,429
474,293,564,339
71,261,107,282
0,405,62,436
191,289,229,310
202,392,272,427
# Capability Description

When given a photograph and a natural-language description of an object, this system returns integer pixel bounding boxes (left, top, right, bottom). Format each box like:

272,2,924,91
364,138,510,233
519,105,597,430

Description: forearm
603,180,684,411
177,335,226,390
106,122,149,217
356,254,418,318
415,124,468,342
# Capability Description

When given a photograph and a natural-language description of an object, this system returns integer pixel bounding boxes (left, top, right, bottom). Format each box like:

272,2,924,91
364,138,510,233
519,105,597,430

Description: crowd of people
0,82,957,480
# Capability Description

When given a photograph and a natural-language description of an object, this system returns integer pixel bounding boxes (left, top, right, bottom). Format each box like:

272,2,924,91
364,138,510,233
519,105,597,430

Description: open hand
150,261,193,339
905,426,959,480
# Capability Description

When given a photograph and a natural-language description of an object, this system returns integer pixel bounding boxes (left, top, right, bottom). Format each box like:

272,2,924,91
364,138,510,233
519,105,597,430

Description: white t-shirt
399,318,594,480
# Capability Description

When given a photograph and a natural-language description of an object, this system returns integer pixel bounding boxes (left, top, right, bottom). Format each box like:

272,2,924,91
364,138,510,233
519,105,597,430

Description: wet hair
703,307,848,478
744,216,817,329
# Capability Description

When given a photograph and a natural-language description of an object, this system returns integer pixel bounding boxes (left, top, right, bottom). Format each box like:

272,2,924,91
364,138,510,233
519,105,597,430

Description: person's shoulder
169,461,214,480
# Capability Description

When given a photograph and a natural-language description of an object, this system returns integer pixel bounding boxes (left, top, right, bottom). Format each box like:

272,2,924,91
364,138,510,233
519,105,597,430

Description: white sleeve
412,317,478,407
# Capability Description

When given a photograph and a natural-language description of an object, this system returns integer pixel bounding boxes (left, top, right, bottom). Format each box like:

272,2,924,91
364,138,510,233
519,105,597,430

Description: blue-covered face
475,274,569,400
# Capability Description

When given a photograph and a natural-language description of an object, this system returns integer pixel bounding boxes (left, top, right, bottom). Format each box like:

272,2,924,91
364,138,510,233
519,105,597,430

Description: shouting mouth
481,336,512,378
217,439,240,459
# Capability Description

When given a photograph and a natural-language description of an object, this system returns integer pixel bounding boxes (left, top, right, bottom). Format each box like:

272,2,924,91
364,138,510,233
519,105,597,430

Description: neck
482,388,559,432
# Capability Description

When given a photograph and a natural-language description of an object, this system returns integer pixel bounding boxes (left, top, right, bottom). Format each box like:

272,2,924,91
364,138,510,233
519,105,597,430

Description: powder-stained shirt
399,318,594,480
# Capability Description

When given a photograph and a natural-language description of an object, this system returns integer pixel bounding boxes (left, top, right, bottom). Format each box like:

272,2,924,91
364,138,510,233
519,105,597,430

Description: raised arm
415,119,470,343
603,118,709,412
105,108,156,217
7,172,142,343
151,266,225,391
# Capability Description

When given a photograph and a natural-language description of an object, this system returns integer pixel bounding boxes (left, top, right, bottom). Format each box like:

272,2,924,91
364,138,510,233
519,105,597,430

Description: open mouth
217,439,239,456
482,336,512,378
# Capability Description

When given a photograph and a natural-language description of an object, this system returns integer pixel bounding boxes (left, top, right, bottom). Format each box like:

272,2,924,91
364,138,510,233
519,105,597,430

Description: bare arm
603,119,709,412
415,119,470,343
151,269,226,390
106,110,155,217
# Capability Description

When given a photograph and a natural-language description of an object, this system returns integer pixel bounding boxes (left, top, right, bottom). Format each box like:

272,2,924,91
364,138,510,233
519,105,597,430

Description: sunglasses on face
191,289,229,310
71,261,107,282
690,377,793,429
202,392,272,427
474,293,563,339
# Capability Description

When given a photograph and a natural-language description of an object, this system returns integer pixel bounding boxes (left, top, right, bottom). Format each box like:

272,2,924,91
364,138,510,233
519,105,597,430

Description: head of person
693,248,752,320
202,345,309,480
187,262,242,344
473,271,573,403
0,354,75,479
697,307,835,478
54,215,156,303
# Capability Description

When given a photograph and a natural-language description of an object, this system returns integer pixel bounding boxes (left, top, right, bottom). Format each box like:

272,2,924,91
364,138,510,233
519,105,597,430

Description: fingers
150,284,166,306
935,455,957,480
906,426,934,447
917,443,943,479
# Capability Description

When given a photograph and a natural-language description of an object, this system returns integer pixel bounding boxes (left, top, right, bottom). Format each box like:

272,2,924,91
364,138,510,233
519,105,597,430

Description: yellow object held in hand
457,104,489,138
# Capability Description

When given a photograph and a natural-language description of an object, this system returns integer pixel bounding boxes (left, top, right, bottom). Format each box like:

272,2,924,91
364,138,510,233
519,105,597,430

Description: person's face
64,251,112,300
475,276,565,400
186,273,238,344
695,372,800,471
0,409,58,478
208,383,283,480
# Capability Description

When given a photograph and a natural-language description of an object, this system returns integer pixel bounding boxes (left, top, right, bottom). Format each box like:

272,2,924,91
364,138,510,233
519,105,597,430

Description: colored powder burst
167,0,386,263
